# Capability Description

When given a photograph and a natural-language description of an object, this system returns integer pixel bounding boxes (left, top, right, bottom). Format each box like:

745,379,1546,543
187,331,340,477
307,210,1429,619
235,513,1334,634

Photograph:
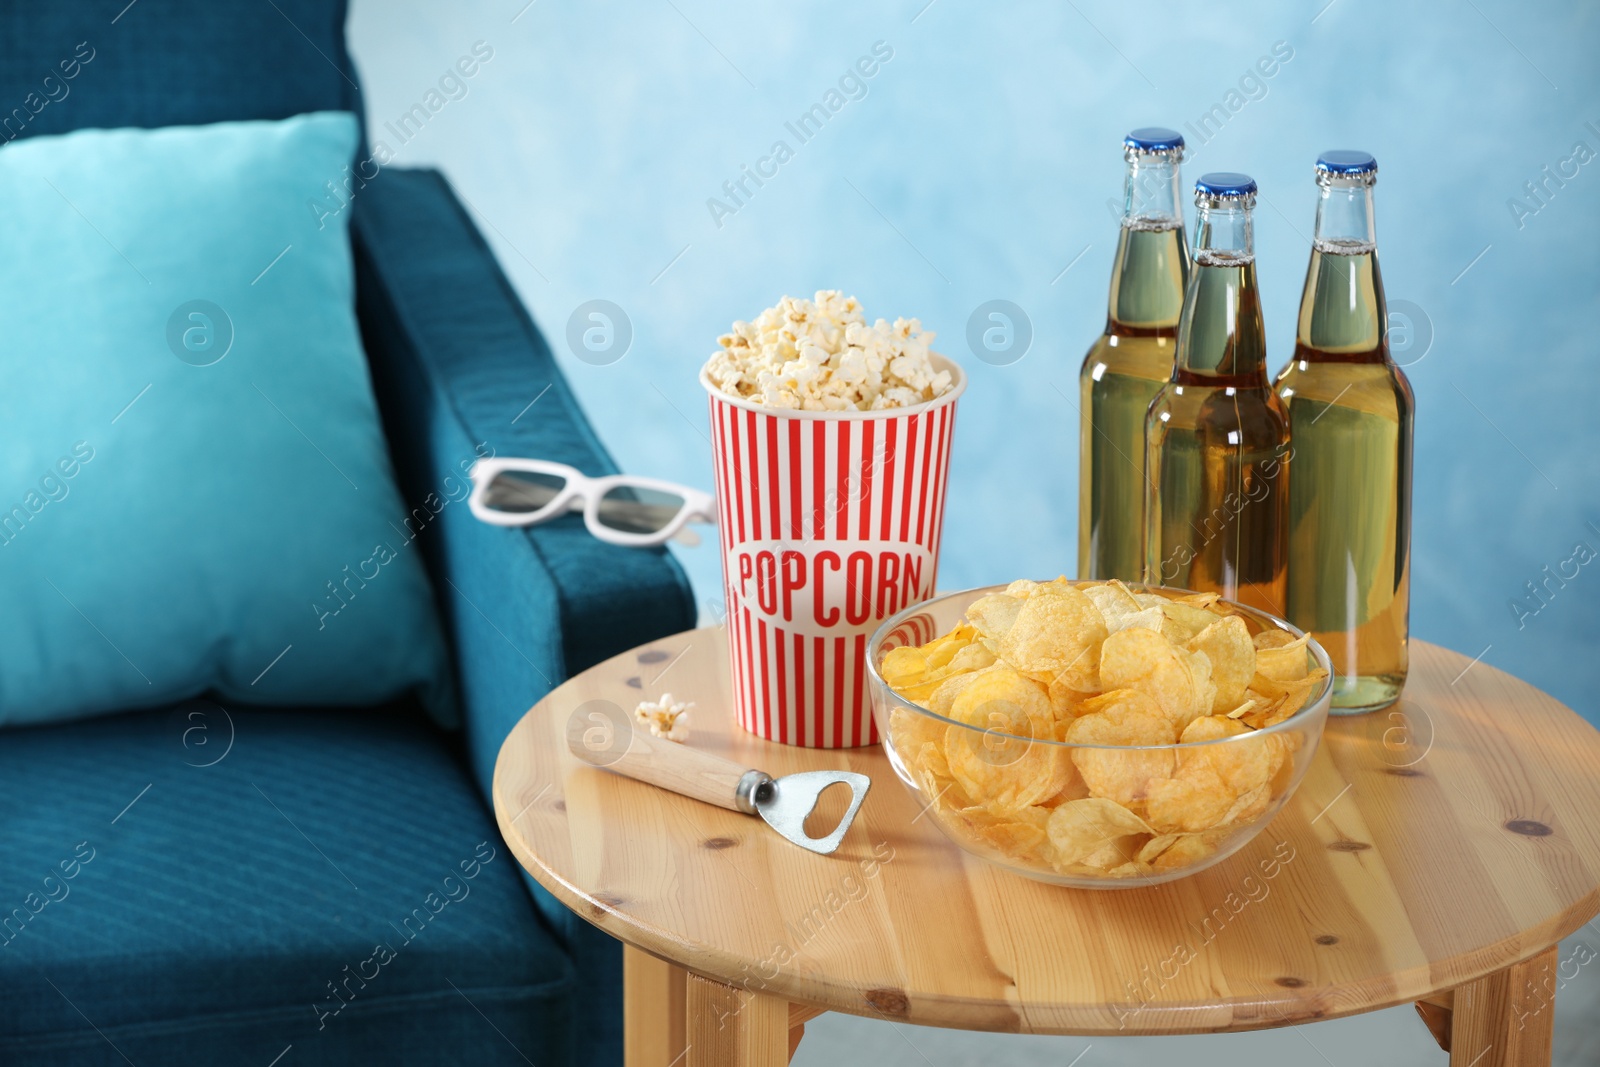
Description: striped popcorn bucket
702,356,965,747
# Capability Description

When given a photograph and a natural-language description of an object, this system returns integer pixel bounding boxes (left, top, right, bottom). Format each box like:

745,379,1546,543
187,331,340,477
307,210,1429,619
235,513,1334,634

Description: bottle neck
1314,179,1375,252
1296,180,1386,355
1175,201,1266,380
1125,155,1183,227
1193,200,1253,265
1108,155,1190,329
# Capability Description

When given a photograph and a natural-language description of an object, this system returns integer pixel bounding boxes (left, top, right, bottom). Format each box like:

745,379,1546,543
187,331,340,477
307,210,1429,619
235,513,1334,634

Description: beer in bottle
1274,151,1414,713
1144,172,1289,613
1078,127,1191,581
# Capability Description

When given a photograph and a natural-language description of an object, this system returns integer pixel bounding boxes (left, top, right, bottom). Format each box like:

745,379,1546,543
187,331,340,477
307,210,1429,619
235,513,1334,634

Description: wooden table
493,628,1600,1067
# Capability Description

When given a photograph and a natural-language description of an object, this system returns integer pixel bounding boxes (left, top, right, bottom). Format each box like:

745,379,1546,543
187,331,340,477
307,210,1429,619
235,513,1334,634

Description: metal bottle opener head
734,769,871,855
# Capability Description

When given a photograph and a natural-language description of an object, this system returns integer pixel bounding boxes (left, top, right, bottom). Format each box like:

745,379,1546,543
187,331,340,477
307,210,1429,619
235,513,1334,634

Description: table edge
490,631,1600,1034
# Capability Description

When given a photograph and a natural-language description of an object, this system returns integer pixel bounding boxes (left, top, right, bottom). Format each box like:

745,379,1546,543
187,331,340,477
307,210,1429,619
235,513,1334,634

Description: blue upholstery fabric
0,704,573,1066
0,0,362,146
352,166,699,792
352,166,699,1065
1,2,700,1062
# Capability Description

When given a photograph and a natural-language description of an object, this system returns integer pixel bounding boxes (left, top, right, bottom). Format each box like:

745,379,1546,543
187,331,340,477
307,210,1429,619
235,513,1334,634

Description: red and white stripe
704,364,962,748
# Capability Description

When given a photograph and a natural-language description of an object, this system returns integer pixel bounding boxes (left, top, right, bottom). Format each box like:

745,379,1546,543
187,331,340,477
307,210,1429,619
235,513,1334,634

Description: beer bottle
1078,127,1191,581
1274,151,1414,713
1145,173,1289,613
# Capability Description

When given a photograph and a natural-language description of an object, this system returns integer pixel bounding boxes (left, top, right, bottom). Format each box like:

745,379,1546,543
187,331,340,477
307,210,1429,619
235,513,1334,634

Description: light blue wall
349,0,1600,722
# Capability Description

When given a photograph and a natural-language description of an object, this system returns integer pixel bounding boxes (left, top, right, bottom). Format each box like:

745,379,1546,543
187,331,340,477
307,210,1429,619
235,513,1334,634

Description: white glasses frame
468,458,717,547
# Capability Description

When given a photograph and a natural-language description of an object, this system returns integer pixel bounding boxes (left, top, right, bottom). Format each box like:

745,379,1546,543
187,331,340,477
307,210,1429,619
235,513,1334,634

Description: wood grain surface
492,628,1600,1036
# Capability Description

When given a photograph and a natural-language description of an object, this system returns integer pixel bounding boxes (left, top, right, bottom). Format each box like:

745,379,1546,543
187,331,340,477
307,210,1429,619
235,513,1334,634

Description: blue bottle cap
1316,150,1377,176
1196,172,1257,198
1125,127,1185,153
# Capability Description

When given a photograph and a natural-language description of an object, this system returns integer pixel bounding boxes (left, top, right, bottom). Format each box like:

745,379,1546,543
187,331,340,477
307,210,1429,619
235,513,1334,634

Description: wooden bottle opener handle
566,714,765,814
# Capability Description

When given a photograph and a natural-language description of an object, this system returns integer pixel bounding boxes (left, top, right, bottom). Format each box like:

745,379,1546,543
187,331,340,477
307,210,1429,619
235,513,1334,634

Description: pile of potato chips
881,578,1328,881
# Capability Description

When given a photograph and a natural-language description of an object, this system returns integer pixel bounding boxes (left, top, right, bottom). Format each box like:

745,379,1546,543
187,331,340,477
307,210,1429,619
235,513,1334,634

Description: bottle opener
565,716,870,854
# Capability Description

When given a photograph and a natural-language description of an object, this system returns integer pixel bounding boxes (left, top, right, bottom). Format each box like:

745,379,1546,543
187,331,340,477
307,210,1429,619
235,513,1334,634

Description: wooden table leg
685,971,791,1067
1449,945,1558,1066
625,945,687,1067
789,1004,823,1060
1415,990,1454,1051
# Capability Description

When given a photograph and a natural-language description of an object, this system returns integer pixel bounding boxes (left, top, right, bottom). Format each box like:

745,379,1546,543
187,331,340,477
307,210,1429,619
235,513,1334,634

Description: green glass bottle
1145,173,1290,615
1274,151,1415,713
1078,127,1191,582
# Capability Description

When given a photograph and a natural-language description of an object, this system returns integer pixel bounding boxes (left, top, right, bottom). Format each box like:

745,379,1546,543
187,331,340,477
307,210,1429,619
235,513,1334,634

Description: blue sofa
0,3,696,1064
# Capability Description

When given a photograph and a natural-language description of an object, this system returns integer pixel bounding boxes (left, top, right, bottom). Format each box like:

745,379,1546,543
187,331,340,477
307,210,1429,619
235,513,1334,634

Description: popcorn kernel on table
635,693,691,742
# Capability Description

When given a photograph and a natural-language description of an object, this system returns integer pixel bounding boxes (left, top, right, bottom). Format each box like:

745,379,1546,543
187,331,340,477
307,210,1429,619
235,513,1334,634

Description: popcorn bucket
702,356,965,747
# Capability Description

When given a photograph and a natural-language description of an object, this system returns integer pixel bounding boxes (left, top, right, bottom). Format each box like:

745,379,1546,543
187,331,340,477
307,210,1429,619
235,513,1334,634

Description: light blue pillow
0,112,453,726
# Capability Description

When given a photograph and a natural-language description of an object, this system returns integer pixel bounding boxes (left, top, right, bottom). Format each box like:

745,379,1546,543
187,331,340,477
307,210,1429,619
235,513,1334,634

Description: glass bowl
866,582,1332,889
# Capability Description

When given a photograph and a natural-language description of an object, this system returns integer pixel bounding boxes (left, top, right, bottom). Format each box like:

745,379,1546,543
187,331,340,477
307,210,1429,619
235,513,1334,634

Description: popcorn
635,693,692,742
703,291,954,412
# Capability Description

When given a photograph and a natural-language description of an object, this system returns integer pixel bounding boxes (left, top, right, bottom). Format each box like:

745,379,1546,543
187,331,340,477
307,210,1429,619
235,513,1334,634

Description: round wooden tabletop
492,628,1600,1036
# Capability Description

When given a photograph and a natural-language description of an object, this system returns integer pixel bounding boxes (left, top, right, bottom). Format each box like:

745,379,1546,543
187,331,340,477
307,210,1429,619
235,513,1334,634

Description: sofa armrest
349,166,698,796
350,169,697,1065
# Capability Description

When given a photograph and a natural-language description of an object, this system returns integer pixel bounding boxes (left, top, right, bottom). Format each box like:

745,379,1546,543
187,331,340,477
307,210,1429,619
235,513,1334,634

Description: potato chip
951,803,1053,864
1260,669,1327,727
907,740,955,799
1260,671,1324,729
1187,616,1255,714
1137,833,1182,864
1046,672,1095,724
890,676,947,705
942,642,997,675
998,586,1107,691
1179,644,1219,720
1150,830,1227,870
1069,688,1175,742
1104,859,1156,878
1156,600,1220,646
1242,667,1328,729
895,638,995,698
1081,582,1158,635
891,723,963,810
945,725,1071,813
1220,783,1271,825
880,643,928,678
946,667,1053,730
1046,797,1152,868
1079,836,1149,871
1118,587,1211,640
1254,631,1311,681
1178,714,1278,796
927,667,992,719
889,705,944,759
1065,690,1176,807
1252,629,1295,650
1145,766,1236,833
967,593,1025,647
916,740,950,782
1099,627,1214,730
921,627,976,670
1037,759,1092,807
1268,746,1297,797
882,630,986,703
1121,607,1167,633
943,668,1068,812
921,671,966,723
1004,579,1042,599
